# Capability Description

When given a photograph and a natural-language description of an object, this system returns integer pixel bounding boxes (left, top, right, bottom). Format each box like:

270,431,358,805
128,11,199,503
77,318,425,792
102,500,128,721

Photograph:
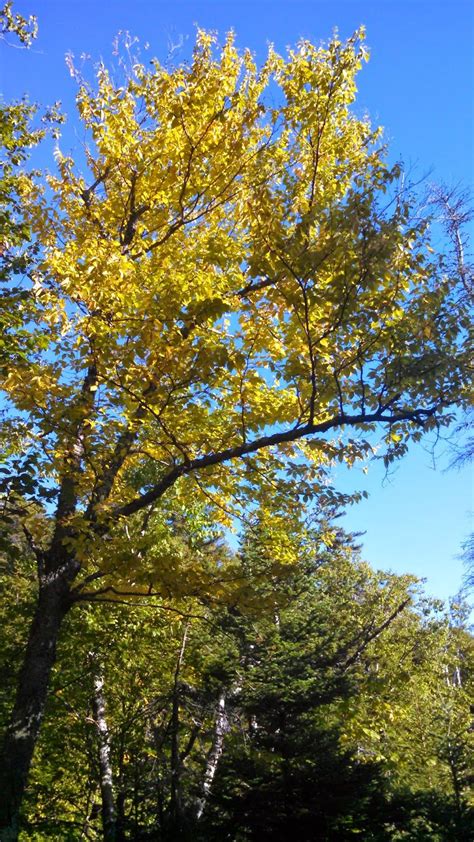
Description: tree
2,509,472,839
0,27,471,837
0,0,40,371
0,2,36,45
199,542,474,841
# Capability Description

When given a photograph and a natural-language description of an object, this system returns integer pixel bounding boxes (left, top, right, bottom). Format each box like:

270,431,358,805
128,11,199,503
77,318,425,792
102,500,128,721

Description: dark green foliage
200,726,389,841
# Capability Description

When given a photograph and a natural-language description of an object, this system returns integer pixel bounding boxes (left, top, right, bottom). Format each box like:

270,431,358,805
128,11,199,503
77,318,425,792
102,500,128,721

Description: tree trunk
168,623,188,837
90,665,116,842
0,576,71,840
195,690,228,821
116,791,126,842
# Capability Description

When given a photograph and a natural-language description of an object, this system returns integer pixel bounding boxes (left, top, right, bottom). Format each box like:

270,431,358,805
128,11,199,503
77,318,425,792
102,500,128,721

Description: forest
0,3,472,840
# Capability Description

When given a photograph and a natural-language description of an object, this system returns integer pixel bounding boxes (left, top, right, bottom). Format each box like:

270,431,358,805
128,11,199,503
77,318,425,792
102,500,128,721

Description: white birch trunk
91,666,116,842
195,690,228,821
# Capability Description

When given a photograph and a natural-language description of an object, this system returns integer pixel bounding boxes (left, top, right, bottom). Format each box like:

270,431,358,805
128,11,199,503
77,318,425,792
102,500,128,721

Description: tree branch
342,598,411,671
112,404,438,519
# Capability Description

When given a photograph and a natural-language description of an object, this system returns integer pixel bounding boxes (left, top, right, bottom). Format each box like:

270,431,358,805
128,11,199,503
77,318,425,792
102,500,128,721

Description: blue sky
2,0,473,601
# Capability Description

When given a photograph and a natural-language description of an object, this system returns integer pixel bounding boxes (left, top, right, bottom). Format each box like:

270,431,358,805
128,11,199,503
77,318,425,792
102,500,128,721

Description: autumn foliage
0,23,471,840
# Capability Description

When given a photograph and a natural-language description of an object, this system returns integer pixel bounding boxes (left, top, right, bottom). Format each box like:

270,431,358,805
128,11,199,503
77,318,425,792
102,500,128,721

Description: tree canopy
2,29,470,542
0,20,472,840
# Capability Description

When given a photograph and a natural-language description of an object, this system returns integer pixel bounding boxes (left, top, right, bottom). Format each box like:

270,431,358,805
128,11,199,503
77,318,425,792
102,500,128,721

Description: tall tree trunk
0,575,71,841
90,663,116,842
115,791,126,842
195,690,228,821
168,623,188,836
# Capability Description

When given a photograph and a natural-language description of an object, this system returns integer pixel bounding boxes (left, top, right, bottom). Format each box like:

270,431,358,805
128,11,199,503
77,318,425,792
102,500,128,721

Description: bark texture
91,664,116,842
0,575,71,840
195,690,229,821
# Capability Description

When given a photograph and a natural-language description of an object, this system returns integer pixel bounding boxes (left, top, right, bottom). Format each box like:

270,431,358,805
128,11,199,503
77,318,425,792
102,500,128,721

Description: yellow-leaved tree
0,29,471,837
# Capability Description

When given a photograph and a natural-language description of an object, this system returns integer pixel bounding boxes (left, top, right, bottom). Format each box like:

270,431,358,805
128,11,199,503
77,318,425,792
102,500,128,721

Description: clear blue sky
2,0,473,602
